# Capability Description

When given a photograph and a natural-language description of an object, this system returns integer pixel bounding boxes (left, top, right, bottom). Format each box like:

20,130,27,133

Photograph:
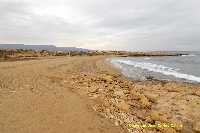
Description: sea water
110,52,200,83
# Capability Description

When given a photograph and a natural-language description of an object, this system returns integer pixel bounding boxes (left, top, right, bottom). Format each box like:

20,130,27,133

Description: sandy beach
0,56,200,133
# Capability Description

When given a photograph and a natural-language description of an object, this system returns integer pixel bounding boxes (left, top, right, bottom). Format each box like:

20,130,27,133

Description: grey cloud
0,1,91,45
0,0,200,50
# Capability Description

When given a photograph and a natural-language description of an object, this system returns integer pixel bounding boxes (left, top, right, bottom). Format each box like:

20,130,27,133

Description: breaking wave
113,59,200,83
181,54,196,57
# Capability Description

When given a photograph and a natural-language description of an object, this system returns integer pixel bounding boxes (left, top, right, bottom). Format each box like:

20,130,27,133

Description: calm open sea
110,52,200,83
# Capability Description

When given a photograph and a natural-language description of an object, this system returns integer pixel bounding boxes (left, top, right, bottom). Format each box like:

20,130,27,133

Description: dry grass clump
130,89,151,108
130,90,141,100
139,95,151,108
150,111,169,122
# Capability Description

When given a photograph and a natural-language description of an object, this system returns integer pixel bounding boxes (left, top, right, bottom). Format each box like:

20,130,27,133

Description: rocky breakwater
67,72,200,133
116,51,187,57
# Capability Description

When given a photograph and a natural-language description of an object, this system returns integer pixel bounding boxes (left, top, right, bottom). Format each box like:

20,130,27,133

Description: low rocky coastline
0,48,187,61
68,57,200,133
0,56,199,133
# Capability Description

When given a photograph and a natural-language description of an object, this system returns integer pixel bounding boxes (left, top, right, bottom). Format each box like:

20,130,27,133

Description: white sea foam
182,54,196,57
114,59,200,83
144,57,151,60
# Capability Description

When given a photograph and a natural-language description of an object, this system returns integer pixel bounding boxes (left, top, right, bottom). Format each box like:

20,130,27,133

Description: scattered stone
67,62,200,133
114,85,121,90
88,87,98,93
89,94,99,99
114,90,125,97
114,120,120,126
105,84,108,87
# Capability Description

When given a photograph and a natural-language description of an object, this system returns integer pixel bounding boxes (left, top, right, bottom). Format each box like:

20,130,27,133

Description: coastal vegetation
0,48,186,61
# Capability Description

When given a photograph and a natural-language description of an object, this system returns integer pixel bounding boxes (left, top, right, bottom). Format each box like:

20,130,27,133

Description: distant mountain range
0,44,89,52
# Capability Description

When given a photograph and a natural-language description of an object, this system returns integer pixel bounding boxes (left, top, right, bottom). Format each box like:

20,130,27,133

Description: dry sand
0,56,200,133
0,56,125,133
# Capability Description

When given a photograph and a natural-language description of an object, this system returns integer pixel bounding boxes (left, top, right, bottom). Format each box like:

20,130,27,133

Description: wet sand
0,56,200,133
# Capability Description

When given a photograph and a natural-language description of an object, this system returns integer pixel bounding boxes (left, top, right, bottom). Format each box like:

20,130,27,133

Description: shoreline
76,56,200,133
109,60,199,85
109,56,200,84
0,56,199,133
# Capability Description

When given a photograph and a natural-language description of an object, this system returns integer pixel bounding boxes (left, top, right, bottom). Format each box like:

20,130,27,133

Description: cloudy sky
0,0,200,51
